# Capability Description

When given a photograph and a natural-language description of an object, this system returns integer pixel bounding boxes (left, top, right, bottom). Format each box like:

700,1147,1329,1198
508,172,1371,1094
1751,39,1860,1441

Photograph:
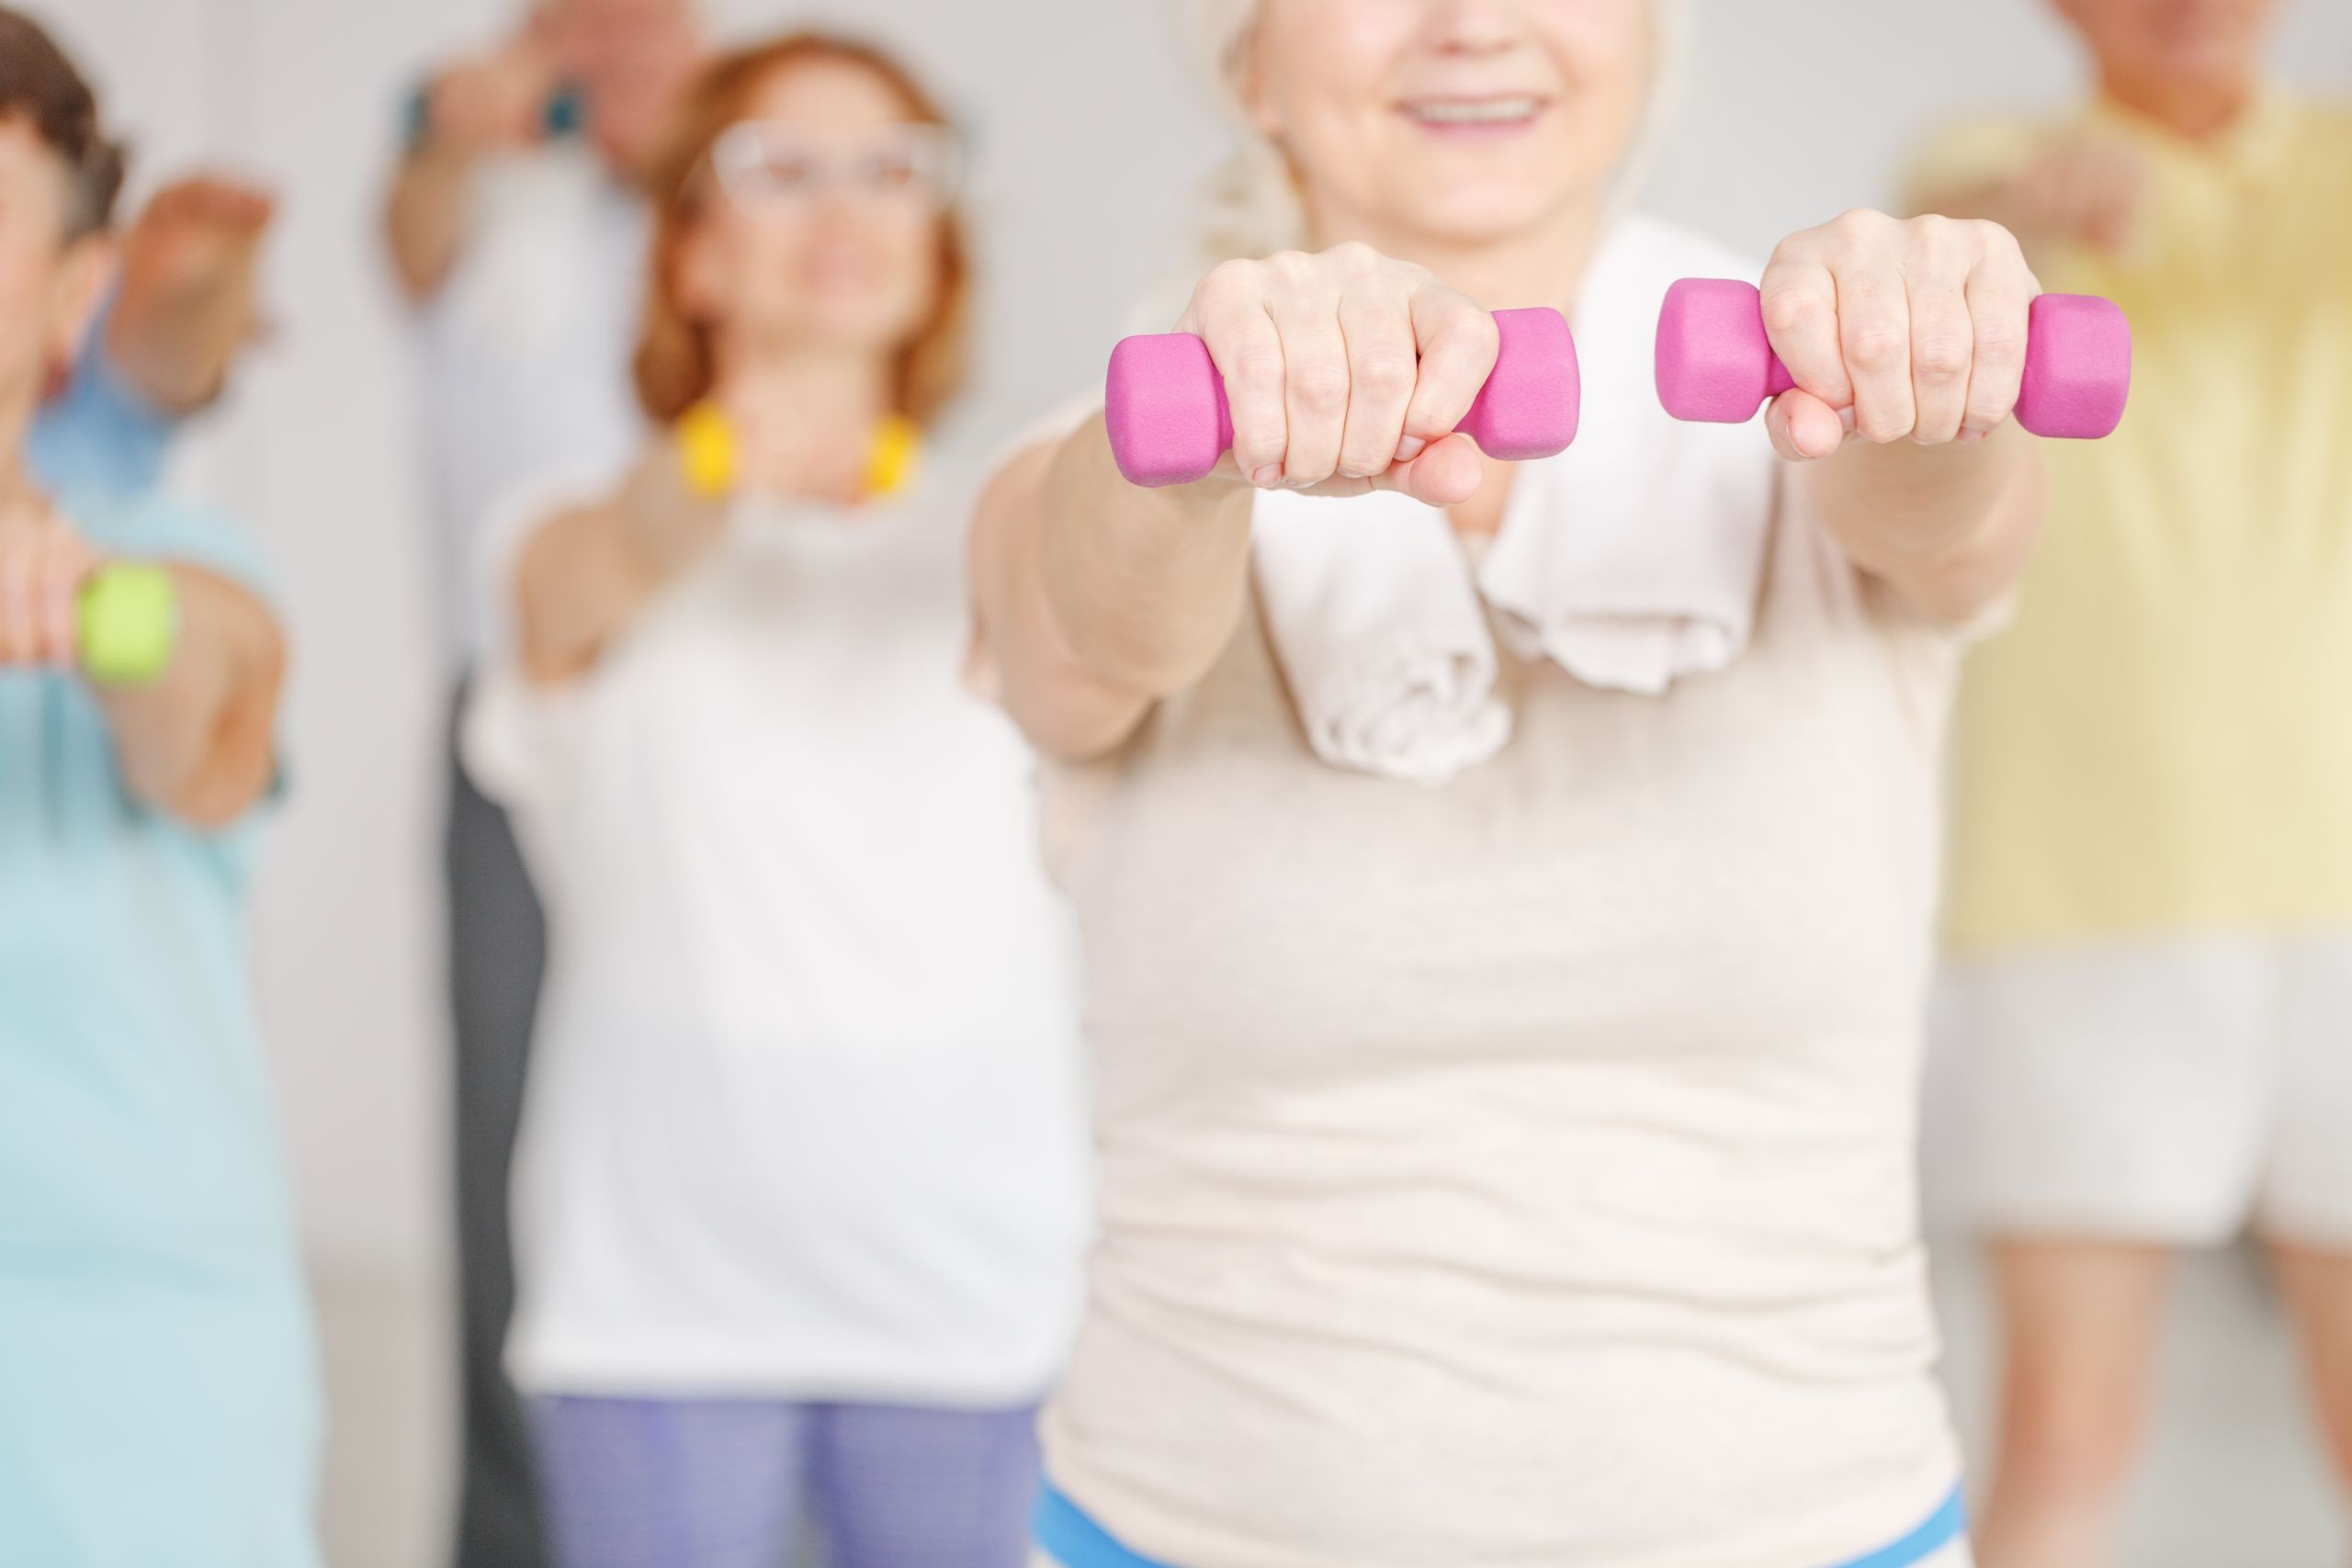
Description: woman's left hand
1758,209,2040,463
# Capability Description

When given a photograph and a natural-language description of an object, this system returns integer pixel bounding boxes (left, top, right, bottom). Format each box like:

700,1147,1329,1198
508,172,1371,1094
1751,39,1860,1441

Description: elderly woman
466,33,1087,1568
969,3,2054,1565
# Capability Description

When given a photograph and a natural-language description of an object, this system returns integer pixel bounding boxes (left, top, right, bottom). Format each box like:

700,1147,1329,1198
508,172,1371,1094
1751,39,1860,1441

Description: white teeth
1405,97,1542,125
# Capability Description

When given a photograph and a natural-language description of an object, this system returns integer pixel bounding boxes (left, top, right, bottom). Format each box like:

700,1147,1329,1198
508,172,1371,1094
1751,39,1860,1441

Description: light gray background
40,1,2352,1562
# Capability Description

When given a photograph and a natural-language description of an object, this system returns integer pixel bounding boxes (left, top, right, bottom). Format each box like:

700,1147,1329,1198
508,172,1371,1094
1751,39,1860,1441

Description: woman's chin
771,317,925,361
772,291,924,343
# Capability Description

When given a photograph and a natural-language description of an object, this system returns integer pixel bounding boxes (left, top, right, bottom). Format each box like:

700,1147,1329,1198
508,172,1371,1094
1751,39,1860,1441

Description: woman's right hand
1173,242,1498,507
974,243,1502,761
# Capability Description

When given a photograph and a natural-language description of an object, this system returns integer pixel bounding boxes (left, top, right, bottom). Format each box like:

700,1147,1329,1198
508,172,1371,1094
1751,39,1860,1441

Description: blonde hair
1185,0,1685,266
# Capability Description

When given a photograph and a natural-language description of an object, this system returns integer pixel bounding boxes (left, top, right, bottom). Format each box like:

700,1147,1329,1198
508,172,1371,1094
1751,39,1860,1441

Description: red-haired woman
464,35,1084,1568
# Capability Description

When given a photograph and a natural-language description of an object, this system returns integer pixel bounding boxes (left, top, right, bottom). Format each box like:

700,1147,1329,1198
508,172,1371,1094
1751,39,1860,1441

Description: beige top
1032,480,1966,1565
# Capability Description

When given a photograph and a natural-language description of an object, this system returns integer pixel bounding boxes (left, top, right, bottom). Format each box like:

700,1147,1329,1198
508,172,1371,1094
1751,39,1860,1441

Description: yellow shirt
1911,96,2352,953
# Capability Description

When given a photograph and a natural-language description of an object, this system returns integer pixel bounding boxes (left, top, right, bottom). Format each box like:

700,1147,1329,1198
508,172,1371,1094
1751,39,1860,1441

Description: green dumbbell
77,565,179,687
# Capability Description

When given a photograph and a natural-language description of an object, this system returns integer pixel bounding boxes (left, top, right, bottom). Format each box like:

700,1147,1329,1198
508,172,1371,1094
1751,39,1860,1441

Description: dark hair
633,31,969,428
0,8,125,240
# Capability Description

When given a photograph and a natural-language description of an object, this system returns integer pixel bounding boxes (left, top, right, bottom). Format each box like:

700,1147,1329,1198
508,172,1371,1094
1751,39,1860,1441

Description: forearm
102,288,243,417
98,566,284,827
514,502,662,685
384,146,474,304
1041,417,1255,694
1809,423,2045,624
978,416,1254,759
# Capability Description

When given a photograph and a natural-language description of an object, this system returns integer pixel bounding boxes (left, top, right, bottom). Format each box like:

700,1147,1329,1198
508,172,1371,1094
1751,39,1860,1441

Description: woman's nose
1421,0,1528,56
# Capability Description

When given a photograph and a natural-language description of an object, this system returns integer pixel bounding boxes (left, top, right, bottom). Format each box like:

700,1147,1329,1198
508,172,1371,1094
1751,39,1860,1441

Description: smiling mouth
1397,96,1549,130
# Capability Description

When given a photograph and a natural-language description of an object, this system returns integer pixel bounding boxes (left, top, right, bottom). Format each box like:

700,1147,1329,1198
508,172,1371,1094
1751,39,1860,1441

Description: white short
1926,934,2352,1249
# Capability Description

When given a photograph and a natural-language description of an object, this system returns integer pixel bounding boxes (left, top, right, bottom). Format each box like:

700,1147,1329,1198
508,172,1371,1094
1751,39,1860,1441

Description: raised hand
1755,209,2044,462
2004,135,2147,258
421,30,560,160
1168,243,1505,506
107,175,277,412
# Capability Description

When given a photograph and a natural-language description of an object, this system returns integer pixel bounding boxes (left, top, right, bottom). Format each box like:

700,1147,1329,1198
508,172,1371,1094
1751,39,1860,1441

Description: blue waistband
1035,1479,1968,1568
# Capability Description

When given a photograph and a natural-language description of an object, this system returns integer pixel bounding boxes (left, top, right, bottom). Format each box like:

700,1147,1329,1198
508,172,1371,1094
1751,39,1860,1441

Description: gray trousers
446,690,549,1568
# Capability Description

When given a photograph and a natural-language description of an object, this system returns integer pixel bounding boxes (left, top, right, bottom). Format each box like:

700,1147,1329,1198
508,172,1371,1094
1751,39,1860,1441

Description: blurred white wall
36,1,2352,1564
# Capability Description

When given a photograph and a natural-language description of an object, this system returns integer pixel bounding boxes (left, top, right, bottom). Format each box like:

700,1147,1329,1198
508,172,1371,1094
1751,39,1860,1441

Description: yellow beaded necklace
673,403,922,503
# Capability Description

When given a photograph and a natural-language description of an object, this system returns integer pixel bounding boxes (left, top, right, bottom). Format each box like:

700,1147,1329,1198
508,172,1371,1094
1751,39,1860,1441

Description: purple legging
531,1393,1042,1568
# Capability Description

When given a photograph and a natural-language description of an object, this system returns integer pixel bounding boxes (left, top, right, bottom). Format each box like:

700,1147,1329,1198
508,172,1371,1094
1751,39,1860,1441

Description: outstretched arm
969,245,1494,761
0,499,284,828
1753,209,2049,625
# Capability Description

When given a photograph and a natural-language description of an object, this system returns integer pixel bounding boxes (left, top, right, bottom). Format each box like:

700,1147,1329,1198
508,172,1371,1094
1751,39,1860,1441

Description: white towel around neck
1250,215,1780,784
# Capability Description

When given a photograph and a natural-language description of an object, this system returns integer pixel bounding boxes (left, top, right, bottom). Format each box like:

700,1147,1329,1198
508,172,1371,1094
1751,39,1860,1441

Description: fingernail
1394,435,1427,463
1957,427,1986,445
1838,406,1858,433
1250,464,1283,488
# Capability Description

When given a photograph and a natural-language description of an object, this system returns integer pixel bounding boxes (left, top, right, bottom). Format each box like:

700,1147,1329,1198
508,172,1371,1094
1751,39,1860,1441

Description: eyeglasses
707,121,963,212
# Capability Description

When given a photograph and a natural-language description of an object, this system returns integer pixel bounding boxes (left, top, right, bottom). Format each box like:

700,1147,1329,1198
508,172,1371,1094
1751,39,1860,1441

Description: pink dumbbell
1104,307,1580,488
1654,278,2132,439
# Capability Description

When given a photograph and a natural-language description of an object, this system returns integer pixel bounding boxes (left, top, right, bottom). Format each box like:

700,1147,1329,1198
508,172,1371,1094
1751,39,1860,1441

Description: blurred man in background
381,4,702,1565
1913,2,2352,1563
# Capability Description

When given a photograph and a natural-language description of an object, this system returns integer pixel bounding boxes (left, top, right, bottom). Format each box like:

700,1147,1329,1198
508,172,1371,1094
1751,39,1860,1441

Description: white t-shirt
465,483,1090,1404
1008,216,1972,1565
416,141,647,671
